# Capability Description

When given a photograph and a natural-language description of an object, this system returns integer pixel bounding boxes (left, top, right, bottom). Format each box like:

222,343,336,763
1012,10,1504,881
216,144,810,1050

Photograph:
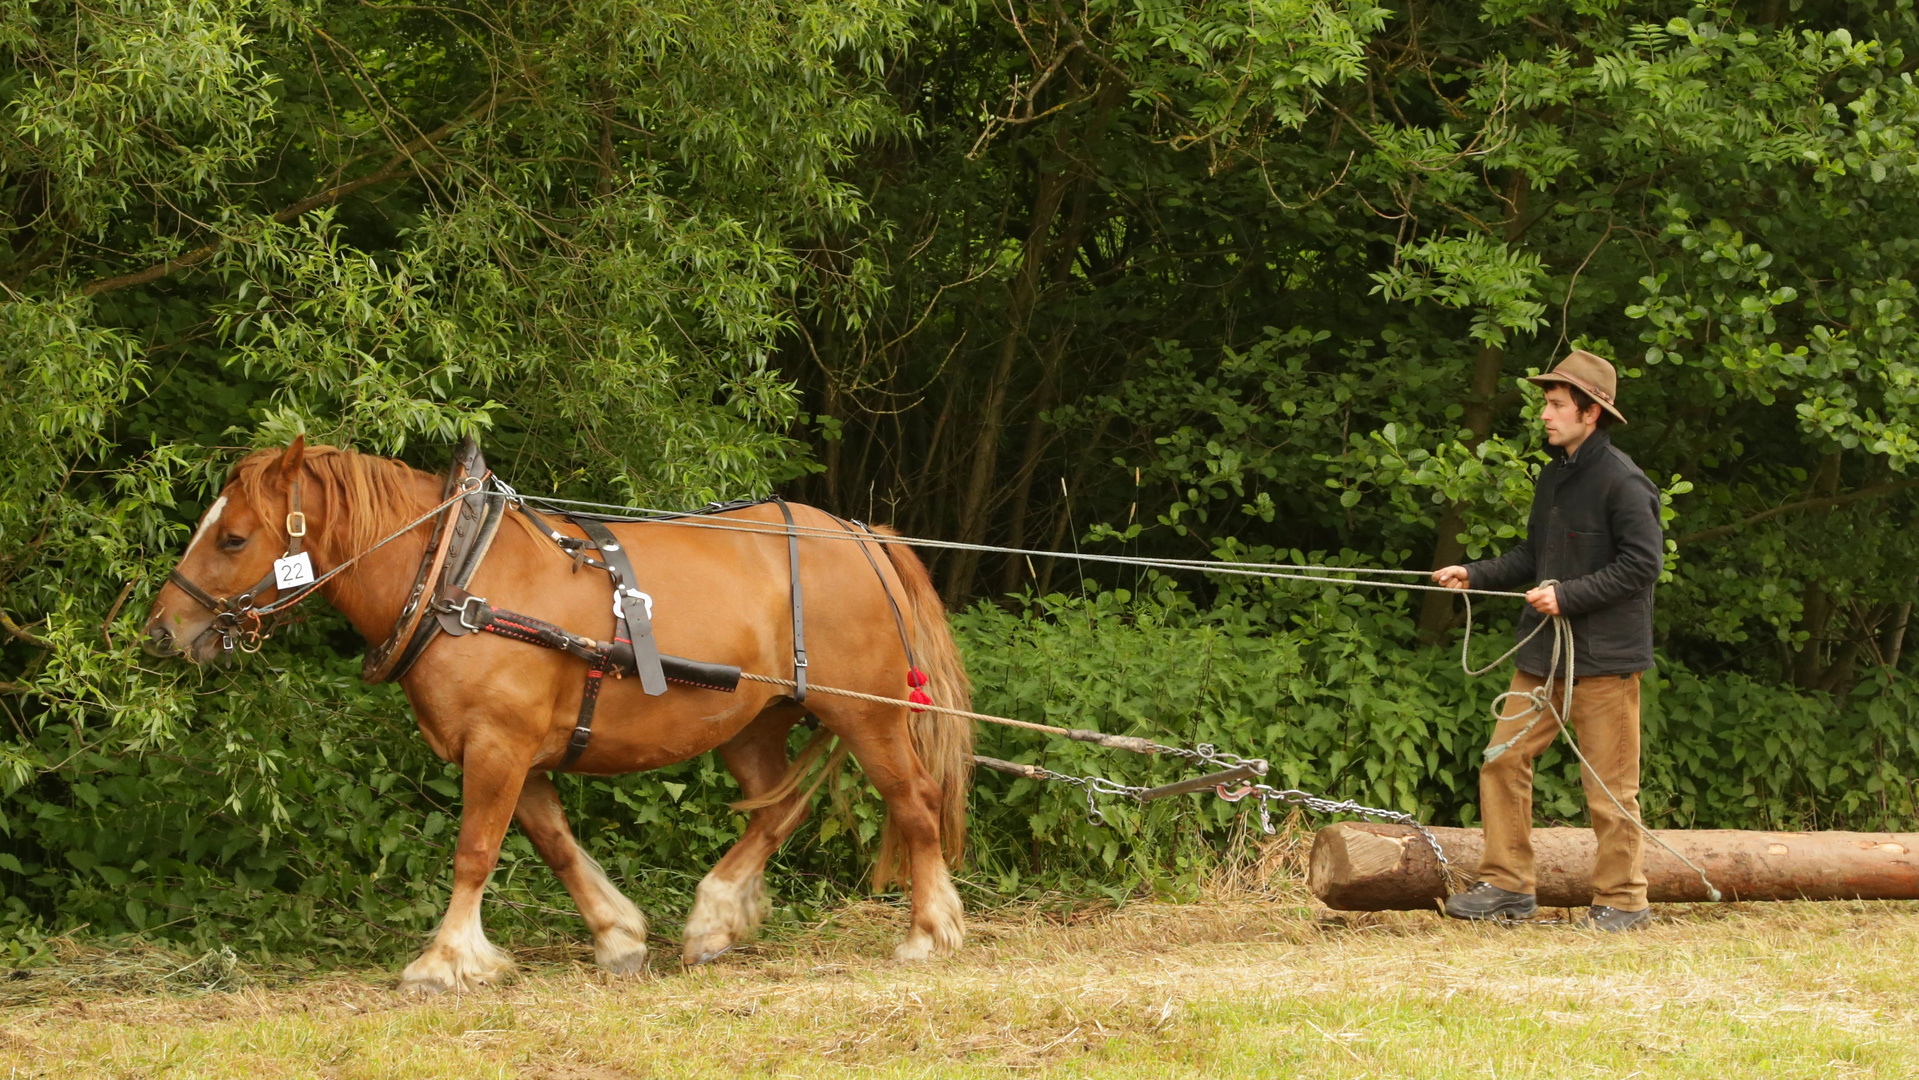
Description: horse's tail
874,527,973,889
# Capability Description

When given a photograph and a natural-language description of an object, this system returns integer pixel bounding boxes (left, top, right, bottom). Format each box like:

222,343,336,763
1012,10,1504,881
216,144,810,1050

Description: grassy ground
5,875,1917,1080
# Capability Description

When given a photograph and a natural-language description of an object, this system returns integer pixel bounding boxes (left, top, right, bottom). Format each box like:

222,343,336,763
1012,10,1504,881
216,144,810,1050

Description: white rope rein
525,488,1724,902
514,491,1533,599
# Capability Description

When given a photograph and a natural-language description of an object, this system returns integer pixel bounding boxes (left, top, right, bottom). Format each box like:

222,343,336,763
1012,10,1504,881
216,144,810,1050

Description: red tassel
908,688,934,713
907,667,930,688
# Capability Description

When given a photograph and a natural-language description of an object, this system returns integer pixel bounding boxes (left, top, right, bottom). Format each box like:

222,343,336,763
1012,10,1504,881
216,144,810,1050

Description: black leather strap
434,589,740,691
844,518,917,672
574,518,667,697
560,651,611,771
774,498,807,704
365,436,491,683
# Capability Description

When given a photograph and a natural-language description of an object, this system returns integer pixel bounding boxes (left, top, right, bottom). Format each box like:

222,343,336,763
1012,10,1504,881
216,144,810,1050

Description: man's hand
1525,584,1561,615
1432,565,1471,590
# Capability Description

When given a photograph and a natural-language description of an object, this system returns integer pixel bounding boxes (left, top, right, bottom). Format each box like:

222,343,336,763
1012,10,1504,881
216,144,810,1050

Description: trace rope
736,671,1455,876
530,488,1718,902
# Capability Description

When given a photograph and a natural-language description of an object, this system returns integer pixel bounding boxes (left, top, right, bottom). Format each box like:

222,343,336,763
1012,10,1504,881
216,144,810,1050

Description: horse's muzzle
143,620,180,658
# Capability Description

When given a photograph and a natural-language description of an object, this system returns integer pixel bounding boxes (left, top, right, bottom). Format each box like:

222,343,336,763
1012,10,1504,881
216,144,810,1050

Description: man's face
1540,385,1599,449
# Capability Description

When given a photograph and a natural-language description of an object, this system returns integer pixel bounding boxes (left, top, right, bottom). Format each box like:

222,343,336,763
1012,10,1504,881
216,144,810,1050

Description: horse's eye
220,534,248,552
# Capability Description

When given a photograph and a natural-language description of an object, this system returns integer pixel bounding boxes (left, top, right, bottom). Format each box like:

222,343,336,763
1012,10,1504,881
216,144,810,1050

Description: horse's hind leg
682,704,812,966
514,772,649,975
830,703,964,961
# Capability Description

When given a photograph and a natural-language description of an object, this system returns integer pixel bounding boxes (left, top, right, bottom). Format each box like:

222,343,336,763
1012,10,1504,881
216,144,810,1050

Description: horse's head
144,437,307,663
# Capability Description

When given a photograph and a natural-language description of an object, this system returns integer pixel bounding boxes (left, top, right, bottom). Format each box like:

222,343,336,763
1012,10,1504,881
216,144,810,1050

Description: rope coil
1462,586,1723,903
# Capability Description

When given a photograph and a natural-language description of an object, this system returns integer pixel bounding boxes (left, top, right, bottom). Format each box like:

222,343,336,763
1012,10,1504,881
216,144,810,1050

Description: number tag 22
274,551,316,589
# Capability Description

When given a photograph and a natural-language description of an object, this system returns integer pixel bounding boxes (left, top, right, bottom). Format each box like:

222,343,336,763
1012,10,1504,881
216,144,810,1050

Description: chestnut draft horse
143,440,972,993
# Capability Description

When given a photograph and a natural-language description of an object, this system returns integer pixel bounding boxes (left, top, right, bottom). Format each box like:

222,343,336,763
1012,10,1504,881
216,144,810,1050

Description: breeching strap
841,517,919,675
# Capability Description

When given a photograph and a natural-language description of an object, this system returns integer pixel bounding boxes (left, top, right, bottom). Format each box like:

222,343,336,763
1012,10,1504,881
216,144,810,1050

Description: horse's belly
565,689,768,773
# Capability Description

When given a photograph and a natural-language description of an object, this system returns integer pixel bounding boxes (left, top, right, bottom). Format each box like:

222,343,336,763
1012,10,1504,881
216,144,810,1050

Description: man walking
1431,350,1663,931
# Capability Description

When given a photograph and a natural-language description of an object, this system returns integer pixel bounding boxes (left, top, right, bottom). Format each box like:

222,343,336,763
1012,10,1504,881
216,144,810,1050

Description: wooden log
1309,823,1919,911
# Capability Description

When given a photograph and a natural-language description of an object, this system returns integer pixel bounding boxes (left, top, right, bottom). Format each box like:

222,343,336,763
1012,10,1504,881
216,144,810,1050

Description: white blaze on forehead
181,495,228,559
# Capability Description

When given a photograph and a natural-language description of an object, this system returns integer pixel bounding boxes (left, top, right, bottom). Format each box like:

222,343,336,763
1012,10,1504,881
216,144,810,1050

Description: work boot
1443,881,1538,921
1587,905,1652,932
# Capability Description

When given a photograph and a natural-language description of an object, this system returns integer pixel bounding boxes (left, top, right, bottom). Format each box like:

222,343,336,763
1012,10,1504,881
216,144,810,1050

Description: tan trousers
1478,669,1648,910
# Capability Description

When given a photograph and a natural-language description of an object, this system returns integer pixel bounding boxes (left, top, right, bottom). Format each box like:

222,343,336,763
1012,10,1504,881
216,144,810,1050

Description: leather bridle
165,480,311,655
164,475,484,656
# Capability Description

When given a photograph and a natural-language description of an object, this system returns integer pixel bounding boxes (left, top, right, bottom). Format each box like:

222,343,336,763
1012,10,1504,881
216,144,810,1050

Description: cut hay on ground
5,851,1917,1079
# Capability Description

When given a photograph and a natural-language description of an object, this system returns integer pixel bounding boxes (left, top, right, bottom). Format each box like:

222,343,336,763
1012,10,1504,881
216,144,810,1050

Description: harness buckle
613,588,653,621
285,511,307,538
458,595,490,631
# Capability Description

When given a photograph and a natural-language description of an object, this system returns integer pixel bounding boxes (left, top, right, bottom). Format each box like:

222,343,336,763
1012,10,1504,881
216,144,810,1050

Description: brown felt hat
1526,349,1627,424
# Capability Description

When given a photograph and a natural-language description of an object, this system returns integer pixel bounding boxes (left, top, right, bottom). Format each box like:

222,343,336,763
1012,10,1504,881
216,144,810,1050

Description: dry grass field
4,871,1917,1080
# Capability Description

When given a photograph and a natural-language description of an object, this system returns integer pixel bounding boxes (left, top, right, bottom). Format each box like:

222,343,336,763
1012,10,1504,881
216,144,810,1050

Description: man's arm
1463,536,1537,592
1552,471,1663,615
1460,484,1544,591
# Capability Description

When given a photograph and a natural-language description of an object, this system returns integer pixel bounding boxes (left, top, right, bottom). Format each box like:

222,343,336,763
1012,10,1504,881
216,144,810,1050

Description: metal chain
1213,781,1453,880
1007,747,1453,882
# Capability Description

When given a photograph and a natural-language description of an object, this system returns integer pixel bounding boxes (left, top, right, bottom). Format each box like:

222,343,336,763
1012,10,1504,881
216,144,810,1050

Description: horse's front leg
514,771,649,975
401,737,530,994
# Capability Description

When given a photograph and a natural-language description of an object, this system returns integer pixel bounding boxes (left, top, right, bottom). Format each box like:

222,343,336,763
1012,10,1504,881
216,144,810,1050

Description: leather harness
358,439,765,770
173,437,903,773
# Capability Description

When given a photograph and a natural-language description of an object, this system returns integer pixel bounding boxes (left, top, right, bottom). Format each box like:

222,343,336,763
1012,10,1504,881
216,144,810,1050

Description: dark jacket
1464,428,1663,677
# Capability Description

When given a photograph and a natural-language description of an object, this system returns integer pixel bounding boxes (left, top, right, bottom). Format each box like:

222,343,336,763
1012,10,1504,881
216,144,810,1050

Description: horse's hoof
400,946,515,994
598,945,649,976
400,972,452,995
893,927,960,962
680,934,733,967
592,923,649,976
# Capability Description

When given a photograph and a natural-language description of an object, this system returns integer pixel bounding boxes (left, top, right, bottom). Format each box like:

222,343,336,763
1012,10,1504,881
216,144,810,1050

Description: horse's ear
275,435,306,489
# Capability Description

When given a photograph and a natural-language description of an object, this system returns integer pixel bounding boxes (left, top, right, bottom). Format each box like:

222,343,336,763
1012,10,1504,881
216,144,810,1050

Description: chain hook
1084,785,1107,826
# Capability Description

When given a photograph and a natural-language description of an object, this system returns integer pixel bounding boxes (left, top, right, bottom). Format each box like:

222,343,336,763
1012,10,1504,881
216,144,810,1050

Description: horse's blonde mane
232,445,431,571
232,444,548,579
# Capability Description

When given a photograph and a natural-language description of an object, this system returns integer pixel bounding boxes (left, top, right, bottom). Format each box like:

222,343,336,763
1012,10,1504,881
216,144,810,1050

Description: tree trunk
1884,591,1914,671
946,69,1123,603
1310,822,1919,910
1790,451,1845,687
996,362,1062,597
995,179,1093,597
944,153,1069,601
1418,172,1531,641
1418,342,1508,639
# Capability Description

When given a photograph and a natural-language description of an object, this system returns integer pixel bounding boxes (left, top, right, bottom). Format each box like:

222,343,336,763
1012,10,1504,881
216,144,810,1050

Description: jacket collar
1548,426,1611,470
